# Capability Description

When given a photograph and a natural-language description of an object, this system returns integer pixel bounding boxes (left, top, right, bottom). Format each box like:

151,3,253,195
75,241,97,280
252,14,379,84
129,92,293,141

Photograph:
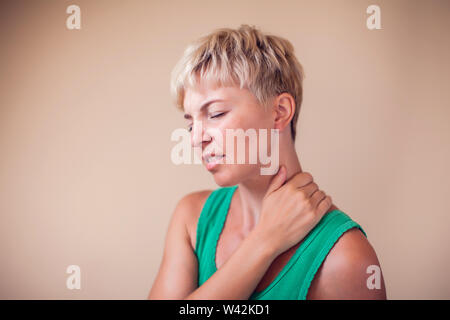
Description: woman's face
183,81,275,186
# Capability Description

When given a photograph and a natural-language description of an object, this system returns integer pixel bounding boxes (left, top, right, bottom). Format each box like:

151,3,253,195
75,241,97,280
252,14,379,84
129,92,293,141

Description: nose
191,120,211,149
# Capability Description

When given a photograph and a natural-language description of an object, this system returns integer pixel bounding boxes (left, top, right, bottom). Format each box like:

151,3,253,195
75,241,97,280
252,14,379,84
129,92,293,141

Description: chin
208,164,259,187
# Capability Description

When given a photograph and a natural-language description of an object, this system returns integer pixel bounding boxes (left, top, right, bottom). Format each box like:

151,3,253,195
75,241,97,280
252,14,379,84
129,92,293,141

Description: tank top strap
296,209,367,299
195,185,238,286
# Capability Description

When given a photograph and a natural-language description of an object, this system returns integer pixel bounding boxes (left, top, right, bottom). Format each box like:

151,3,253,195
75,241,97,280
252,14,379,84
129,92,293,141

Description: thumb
266,166,286,195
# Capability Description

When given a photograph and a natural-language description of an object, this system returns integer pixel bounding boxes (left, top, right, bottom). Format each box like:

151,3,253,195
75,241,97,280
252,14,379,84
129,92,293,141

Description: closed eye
210,112,225,119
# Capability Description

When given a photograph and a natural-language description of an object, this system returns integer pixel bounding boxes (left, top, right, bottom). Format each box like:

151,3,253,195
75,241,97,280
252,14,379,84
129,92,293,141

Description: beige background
1,0,449,299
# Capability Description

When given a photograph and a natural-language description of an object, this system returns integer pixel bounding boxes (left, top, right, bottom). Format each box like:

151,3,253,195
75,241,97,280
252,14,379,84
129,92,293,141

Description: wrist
247,227,278,261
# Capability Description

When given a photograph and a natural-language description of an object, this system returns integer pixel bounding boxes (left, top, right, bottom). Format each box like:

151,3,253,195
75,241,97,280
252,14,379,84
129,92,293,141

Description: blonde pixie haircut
170,24,305,141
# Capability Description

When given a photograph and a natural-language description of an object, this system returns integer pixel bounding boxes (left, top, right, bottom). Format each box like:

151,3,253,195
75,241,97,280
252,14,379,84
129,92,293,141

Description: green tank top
194,185,367,300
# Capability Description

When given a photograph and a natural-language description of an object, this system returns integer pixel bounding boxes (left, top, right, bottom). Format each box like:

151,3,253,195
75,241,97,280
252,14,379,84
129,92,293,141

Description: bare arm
147,192,201,299
307,228,387,299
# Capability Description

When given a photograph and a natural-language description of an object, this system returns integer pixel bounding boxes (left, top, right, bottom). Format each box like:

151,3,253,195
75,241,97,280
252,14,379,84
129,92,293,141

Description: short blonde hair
170,24,305,140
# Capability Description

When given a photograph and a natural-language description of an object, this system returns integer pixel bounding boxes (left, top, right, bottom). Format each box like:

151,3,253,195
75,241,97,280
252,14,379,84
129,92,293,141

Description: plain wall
0,0,449,299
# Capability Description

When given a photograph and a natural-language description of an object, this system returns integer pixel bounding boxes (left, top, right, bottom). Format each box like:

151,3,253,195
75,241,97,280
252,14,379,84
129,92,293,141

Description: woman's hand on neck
236,135,302,234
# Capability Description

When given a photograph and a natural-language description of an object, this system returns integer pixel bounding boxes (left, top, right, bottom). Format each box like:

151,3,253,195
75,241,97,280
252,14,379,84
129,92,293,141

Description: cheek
221,110,271,131
220,114,246,130
216,113,271,159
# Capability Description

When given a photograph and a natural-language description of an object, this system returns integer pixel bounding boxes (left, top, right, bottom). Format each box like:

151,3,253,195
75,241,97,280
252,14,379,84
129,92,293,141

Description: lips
203,153,225,164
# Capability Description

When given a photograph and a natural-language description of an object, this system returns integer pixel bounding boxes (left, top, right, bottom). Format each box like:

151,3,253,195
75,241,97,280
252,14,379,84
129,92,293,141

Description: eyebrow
183,99,225,119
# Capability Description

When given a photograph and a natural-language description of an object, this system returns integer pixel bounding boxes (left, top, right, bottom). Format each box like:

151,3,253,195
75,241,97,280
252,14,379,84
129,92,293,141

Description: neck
236,137,302,234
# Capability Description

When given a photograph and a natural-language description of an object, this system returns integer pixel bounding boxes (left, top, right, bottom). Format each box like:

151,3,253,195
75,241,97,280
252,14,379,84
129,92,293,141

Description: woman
149,25,386,300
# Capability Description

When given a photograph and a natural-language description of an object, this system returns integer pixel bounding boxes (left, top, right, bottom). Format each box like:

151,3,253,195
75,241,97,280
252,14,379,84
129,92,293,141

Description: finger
265,166,287,195
285,171,313,189
298,182,318,198
315,195,332,219
310,189,326,208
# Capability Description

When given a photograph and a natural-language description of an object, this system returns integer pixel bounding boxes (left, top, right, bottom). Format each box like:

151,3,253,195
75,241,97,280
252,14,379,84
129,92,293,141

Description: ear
272,92,296,133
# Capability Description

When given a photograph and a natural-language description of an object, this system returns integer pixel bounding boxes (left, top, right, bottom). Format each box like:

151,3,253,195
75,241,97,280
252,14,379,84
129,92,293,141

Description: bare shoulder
307,227,387,299
174,189,213,250
148,190,212,299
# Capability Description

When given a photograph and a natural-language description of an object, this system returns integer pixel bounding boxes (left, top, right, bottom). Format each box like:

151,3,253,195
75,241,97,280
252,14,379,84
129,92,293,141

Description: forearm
184,229,276,300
